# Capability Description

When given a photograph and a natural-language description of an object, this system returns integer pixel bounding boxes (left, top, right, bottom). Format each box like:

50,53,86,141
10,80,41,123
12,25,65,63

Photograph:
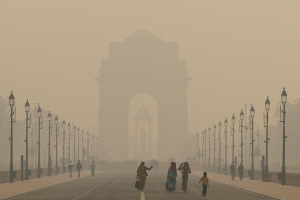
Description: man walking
76,160,82,177
91,160,96,177
68,161,74,177
238,163,244,180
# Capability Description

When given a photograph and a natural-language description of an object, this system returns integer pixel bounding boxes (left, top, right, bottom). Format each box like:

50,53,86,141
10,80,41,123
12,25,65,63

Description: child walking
199,172,209,197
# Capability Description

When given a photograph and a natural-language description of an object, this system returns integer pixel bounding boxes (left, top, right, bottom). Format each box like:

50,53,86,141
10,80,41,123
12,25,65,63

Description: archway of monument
128,93,158,161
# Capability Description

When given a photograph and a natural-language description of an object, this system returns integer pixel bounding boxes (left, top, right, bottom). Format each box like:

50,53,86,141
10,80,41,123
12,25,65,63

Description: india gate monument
96,30,190,161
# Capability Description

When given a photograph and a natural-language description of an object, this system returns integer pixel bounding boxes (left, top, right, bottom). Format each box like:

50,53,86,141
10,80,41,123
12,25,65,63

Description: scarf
170,162,176,171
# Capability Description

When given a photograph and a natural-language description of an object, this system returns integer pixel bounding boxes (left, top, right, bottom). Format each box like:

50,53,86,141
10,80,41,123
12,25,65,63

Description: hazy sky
1,0,300,136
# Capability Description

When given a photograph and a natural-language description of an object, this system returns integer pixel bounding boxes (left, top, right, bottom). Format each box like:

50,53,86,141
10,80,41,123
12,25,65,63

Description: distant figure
68,161,74,177
91,160,96,177
166,162,177,192
178,162,191,193
230,162,236,181
199,172,209,197
238,164,244,180
76,160,82,177
136,161,153,191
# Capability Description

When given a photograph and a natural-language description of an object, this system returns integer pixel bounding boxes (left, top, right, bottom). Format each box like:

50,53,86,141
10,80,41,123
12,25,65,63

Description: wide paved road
5,170,280,200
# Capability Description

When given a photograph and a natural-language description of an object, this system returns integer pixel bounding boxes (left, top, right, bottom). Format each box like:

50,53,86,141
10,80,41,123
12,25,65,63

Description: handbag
135,175,139,189
165,180,168,190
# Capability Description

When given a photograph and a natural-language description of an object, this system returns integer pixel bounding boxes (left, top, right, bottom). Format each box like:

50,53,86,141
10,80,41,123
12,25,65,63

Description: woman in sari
167,162,177,192
178,162,191,193
136,161,153,191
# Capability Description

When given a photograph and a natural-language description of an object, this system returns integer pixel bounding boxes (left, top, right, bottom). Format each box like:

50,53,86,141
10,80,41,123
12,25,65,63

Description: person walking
238,163,244,180
68,161,74,177
76,160,82,177
199,172,209,197
91,160,96,177
166,162,177,192
178,162,191,193
230,162,236,181
136,161,153,192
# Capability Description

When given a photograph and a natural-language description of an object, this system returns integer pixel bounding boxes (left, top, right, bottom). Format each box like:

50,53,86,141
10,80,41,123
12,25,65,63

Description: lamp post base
9,165,14,183
281,166,286,185
250,165,254,180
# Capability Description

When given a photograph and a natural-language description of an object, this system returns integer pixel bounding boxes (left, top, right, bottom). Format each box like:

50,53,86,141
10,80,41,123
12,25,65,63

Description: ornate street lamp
37,106,42,178
224,118,228,175
208,127,211,172
73,125,76,169
204,129,207,171
77,127,80,162
9,92,15,182
200,132,203,166
67,123,71,164
47,111,52,176
218,121,222,174
81,130,84,161
24,99,31,180
86,132,90,160
54,115,59,175
231,114,235,163
250,105,255,180
213,124,216,173
280,87,287,185
240,110,244,169
263,96,270,181
62,119,66,174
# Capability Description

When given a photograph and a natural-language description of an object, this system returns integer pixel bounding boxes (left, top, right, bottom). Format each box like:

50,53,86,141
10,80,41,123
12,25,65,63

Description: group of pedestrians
136,161,210,197
67,160,96,177
230,162,244,181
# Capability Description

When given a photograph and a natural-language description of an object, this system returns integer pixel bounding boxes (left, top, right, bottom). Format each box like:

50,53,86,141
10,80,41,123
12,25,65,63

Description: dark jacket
76,162,82,171
238,165,244,174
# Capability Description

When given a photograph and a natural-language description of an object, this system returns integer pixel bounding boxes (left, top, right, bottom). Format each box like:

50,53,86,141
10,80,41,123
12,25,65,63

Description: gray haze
1,1,300,165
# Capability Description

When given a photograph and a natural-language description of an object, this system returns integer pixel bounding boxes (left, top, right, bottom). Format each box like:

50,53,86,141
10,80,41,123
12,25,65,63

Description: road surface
5,170,279,200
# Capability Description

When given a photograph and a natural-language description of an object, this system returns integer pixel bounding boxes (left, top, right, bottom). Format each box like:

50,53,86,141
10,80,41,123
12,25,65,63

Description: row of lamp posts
7,91,103,183
192,88,287,185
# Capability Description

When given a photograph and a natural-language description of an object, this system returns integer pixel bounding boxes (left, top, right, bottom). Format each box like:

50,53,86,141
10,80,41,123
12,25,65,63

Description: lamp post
208,127,211,172
81,130,84,161
224,118,228,175
62,119,66,174
54,116,58,175
96,137,99,159
280,87,287,185
203,129,207,171
213,124,216,173
231,114,235,163
67,123,71,163
73,125,76,169
77,127,80,162
240,110,244,169
37,106,42,178
9,91,15,182
47,112,52,176
218,122,222,174
87,132,90,160
25,99,31,180
264,96,270,180
250,105,255,180
200,133,203,166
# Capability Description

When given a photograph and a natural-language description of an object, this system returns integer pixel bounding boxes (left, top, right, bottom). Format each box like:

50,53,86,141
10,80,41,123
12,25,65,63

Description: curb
191,173,286,200
1,171,100,200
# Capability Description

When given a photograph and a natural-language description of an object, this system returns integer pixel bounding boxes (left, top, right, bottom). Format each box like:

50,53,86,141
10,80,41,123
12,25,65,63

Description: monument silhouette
96,30,190,161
